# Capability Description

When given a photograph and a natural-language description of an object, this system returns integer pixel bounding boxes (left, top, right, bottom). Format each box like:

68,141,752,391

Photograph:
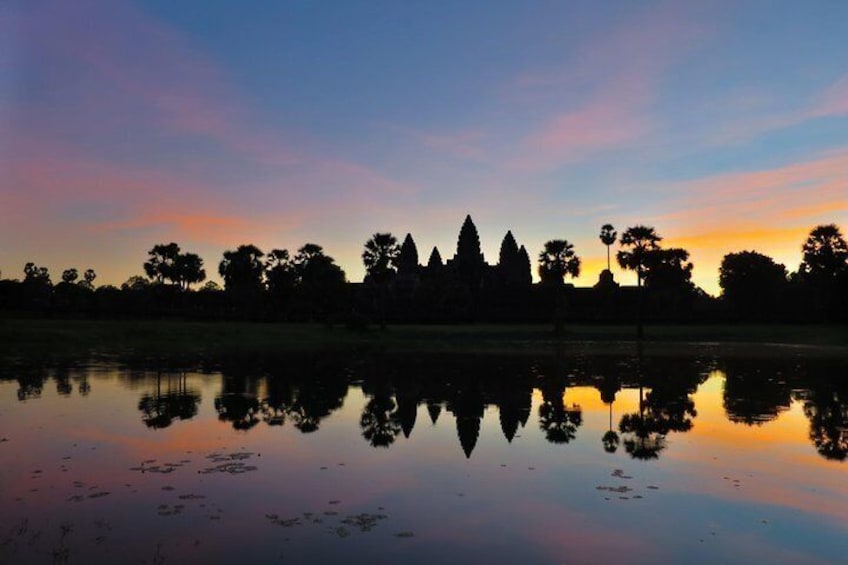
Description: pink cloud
6,0,297,168
647,147,848,293
709,74,848,145
511,4,709,171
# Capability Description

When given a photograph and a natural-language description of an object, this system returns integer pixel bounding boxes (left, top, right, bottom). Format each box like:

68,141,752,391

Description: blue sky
1,0,846,294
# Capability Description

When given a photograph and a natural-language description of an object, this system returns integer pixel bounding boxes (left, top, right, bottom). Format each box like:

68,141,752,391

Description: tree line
0,217,846,324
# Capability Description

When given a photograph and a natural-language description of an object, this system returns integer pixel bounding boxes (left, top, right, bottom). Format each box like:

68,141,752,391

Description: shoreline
1,318,846,358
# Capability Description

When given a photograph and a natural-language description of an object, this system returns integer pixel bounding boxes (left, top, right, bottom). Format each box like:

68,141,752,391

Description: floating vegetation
341,513,388,532
595,485,633,493
611,469,633,479
266,515,303,528
394,531,415,538
199,452,258,475
156,503,186,517
87,492,110,499
207,452,254,463
178,493,206,500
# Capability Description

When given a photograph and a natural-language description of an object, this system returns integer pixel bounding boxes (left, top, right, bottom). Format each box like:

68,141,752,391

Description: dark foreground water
1,347,846,564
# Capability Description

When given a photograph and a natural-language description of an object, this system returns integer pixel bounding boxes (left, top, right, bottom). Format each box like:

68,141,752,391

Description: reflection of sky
2,1,848,295
0,366,846,563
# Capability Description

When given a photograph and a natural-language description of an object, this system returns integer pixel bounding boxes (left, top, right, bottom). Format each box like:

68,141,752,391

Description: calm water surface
1,349,846,564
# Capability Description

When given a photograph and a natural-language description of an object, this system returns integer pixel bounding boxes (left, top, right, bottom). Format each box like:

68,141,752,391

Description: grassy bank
1,318,846,358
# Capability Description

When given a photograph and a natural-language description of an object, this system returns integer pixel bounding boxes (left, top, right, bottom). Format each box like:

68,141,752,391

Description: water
1,348,846,564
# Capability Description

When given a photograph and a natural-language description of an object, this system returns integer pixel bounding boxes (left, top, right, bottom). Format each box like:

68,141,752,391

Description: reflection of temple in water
6,351,846,464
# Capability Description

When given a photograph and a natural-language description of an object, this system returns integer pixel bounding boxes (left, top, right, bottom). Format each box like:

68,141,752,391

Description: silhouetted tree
293,243,346,323
219,244,265,294
121,275,150,291
538,240,581,286
363,233,400,282
719,251,787,321
538,240,581,334
173,253,205,290
642,247,694,292
144,243,181,284
62,268,79,284
265,249,296,310
617,226,661,338
362,233,399,328
24,262,51,285
599,224,617,273
799,224,848,280
797,224,848,321
81,268,97,290
617,226,661,286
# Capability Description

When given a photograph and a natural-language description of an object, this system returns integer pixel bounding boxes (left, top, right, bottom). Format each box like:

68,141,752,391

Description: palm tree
617,226,662,339
362,233,400,328
599,224,617,272
538,240,581,334
538,240,581,285
362,233,399,283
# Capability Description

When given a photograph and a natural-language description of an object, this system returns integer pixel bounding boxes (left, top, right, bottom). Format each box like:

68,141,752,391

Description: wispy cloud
509,4,708,172
650,147,848,293
709,74,848,145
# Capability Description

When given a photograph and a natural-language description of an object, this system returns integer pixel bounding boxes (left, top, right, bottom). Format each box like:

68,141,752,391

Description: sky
1,0,846,295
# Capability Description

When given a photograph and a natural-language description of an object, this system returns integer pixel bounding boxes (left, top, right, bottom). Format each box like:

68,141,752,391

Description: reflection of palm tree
619,385,667,460
287,370,348,433
538,377,582,445
360,396,402,448
602,429,620,453
214,374,261,431
140,372,201,429
597,373,621,453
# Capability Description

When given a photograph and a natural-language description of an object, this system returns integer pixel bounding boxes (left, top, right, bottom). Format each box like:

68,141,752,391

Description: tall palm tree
538,239,581,335
362,233,400,282
362,233,400,328
599,224,617,272
617,226,662,340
